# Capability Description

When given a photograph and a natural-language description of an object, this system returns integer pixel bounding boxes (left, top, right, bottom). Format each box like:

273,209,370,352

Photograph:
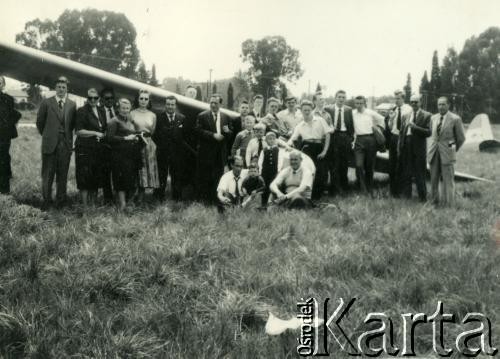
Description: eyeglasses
88,96,99,100
104,96,114,100
139,97,149,101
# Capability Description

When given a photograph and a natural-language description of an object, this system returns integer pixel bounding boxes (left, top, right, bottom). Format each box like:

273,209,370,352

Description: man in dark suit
398,95,431,201
36,76,77,207
249,94,264,121
196,94,232,204
153,96,196,201
325,90,354,195
99,88,117,202
0,75,22,194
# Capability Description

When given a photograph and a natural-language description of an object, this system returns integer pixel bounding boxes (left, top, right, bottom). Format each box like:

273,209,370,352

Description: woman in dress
130,89,159,203
75,88,107,206
107,98,141,210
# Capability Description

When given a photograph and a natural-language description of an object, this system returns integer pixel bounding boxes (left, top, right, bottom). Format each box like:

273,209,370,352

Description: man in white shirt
217,156,248,212
245,122,267,166
387,90,413,197
288,100,331,200
270,150,314,209
250,94,264,121
352,95,385,195
277,96,303,132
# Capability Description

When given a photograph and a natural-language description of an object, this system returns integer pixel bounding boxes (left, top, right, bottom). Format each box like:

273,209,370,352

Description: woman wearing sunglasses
131,89,159,203
74,88,107,207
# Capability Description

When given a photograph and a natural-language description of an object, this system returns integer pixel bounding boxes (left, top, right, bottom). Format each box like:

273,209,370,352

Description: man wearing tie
100,88,117,202
216,156,248,212
153,96,192,201
196,94,232,204
325,90,354,195
398,95,431,201
387,90,412,197
36,76,77,208
428,97,465,206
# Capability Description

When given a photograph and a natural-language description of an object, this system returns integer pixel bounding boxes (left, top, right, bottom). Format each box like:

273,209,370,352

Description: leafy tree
227,83,234,109
419,71,430,94
16,9,142,78
22,83,42,105
428,50,441,112
241,36,303,106
196,86,203,101
137,61,149,84
149,64,159,86
403,73,412,102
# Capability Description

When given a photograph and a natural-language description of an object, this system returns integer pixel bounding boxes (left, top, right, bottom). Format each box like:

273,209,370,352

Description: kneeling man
217,156,248,211
270,150,314,209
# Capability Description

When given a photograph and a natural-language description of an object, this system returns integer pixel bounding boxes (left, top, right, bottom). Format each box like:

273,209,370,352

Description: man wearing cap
288,100,331,200
325,90,355,196
36,76,77,207
398,95,431,201
277,97,303,132
387,90,413,197
428,97,465,206
270,150,314,209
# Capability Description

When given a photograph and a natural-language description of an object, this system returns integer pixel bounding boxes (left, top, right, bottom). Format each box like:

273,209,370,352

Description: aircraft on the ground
0,40,492,183
464,114,500,153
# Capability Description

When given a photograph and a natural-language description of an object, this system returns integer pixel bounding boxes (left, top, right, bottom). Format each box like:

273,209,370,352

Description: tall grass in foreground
0,126,499,358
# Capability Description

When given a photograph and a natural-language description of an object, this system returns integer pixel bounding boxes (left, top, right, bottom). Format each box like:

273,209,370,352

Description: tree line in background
416,27,500,123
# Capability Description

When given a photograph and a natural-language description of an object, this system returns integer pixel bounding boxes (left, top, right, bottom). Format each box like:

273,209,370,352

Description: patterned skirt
138,137,160,188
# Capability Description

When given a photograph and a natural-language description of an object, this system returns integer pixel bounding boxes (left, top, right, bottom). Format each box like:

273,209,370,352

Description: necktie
258,138,263,156
336,107,342,131
107,108,113,120
396,107,401,131
58,100,63,110
437,115,444,136
234,176,240,203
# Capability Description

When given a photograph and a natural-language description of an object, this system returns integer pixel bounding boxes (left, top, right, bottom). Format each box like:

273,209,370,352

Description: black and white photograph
0,0,499,357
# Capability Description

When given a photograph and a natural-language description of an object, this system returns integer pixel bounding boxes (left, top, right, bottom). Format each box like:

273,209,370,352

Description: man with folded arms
270,150,313,209
288,100,331,200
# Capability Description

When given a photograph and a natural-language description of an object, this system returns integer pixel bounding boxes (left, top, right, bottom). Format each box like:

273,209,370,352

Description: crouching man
270,150,314,209
216,156,248,212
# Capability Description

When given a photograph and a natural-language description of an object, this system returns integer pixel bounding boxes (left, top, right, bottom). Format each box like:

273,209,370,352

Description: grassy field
0,112,499,358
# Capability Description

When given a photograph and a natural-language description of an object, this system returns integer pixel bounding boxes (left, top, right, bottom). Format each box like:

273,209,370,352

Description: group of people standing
0,75,466,210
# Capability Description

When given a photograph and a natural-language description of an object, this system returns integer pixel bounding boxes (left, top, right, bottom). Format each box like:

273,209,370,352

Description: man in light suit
195,93,232,204
36,76,77,207
398,95,431,201
428,97,465,206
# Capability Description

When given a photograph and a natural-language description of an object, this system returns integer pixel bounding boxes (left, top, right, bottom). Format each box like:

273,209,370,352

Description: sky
2,0,500,97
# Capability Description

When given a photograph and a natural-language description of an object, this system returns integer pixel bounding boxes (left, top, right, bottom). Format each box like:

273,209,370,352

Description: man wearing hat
36,76,77,208
398,95,431,201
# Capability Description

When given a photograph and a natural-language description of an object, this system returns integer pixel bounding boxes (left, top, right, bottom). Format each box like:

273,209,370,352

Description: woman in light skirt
130,89,160,203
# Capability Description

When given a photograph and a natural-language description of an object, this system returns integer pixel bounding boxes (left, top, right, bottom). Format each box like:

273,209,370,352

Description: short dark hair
335,90,346,97
210,93,223,104
394,90,404,97
286,96,297,102
312,92,322,102
300,100,314,109
55,76,69,86
253,94,264,101
267,97,279,105
354,95,366,103
437,96,449,104
240,100,249,105
165,95,177,103
100,87,115,98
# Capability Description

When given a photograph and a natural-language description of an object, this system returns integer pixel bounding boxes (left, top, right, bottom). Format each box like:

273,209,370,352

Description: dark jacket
36,96,77,154
154,111,196,157
325,105,354,138
398,109,432,153
0,92,21,141
196,110,232,165
75,103,107,149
